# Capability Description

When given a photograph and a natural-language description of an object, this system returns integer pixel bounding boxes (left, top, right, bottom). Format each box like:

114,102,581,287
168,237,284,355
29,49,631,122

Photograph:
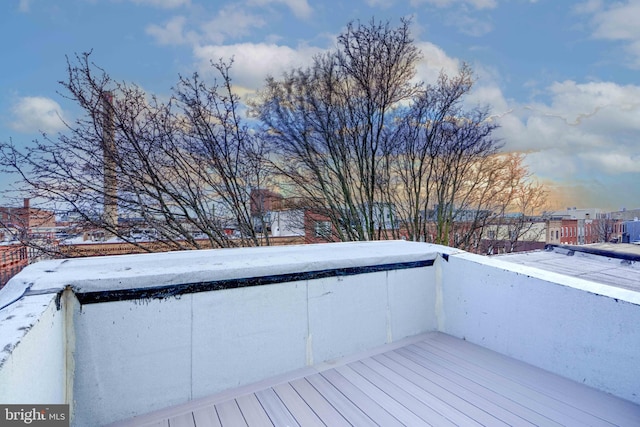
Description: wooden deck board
374,353,508,426
253,388,298,427
415,337,628,426
214,400,247,427
361,356,483,426
305,373,378,427
333,364,432,427
320,369,404,427
347,360,455,427
236,393,274,427
395,345,561,427
389,348,539,427
167,412,195,427
409,340,612,426
117,332,640,427
428,333,640,426
272,383,325,427
191,407,221,427
288,378,351,427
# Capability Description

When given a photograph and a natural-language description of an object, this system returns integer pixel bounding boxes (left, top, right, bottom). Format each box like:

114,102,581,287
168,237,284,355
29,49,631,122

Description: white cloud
415,41,461,83
129,0,190,8
366,0,396,8
581,152,640,174
450,13,493,37
9,97,66,134
411,0,497,10
147,7,266,46
247,0,313,19
200,7,266,44
579,0,640,67
18,0,30,12
193,42,323,91
490,80,640,183
146,16,191,45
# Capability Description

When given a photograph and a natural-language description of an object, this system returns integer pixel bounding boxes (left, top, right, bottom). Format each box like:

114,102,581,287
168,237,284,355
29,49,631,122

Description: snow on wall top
0,241,447,306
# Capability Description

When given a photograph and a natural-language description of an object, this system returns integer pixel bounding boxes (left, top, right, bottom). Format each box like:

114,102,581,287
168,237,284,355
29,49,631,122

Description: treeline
0,18,545,254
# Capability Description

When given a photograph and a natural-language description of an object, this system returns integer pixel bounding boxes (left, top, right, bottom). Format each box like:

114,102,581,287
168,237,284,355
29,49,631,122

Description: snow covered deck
112,332,640,427
1,241,640,426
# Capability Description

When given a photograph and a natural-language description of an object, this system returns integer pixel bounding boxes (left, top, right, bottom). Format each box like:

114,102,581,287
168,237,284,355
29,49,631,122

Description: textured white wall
439,251,640,405
0,295,66,404
71,264,437,426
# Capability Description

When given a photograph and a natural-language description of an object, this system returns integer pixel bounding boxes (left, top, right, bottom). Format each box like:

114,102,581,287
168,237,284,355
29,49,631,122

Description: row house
0,199,56,288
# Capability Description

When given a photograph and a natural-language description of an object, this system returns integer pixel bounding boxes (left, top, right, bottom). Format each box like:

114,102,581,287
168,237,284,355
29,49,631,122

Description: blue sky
2,0,640,211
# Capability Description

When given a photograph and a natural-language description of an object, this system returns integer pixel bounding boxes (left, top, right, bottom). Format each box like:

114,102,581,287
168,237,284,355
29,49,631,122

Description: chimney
23,198,29,209
102,91,118,239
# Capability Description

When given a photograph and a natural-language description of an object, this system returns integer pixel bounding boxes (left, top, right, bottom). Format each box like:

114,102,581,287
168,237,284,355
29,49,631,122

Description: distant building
0,198,56,239
621,219,640,244
0,199,56,287
0,243,28,288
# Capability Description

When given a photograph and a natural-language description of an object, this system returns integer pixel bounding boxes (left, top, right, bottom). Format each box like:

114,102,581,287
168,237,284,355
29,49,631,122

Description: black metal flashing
75,259,435,305
545,244,640,262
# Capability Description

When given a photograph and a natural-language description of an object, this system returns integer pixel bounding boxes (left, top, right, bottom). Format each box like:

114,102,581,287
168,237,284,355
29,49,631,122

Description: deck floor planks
360,356,483,426
347,360,456,427
272,382,326,427
305,373,378,427
421,334,640,426
191,407,221,427
409,340,610,426
333,364,433,427
320,368,405,427
428,332,640,426
389,347,540,427
117,332,640,427
288,377,351,427
254,388,299,427
395,345,562,427
373,352,511,427
166,412,195,427
214,399,248,427
236,393,275,427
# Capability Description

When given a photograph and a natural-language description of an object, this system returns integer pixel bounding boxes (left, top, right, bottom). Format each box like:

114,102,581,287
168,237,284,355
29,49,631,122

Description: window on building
314,221,331,238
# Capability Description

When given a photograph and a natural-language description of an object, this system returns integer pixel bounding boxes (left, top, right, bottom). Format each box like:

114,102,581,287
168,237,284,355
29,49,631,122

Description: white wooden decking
112,332,640,427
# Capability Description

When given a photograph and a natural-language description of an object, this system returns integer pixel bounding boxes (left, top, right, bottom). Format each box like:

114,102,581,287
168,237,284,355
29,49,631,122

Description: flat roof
495,244,640,292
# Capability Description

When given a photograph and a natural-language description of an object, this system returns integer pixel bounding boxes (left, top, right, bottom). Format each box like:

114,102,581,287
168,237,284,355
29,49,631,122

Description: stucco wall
0,295,66,405
439,251,640,405
71,263,437,426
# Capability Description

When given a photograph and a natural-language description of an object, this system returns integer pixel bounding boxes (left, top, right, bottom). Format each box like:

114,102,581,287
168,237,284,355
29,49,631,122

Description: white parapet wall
1,241,639,426
0,293,67,405
438,250,640,405
0,241,442,426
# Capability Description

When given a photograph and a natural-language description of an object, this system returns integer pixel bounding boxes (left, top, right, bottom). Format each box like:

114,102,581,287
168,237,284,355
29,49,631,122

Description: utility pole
102,91,117,240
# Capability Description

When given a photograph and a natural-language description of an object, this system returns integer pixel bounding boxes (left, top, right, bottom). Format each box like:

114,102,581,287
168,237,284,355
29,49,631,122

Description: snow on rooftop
0,241,444,302
496,245,640,300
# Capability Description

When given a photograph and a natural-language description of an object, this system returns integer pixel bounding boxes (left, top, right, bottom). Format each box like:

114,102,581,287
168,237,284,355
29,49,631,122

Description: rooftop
112,332,640,427
1,241,639,426
496,243,640,292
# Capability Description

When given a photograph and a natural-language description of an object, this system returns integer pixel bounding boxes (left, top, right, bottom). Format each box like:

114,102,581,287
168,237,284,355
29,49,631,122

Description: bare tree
255,18,421,241
0,52,271,256
476,153,548,254
254,19,543,248
594,215,616,243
